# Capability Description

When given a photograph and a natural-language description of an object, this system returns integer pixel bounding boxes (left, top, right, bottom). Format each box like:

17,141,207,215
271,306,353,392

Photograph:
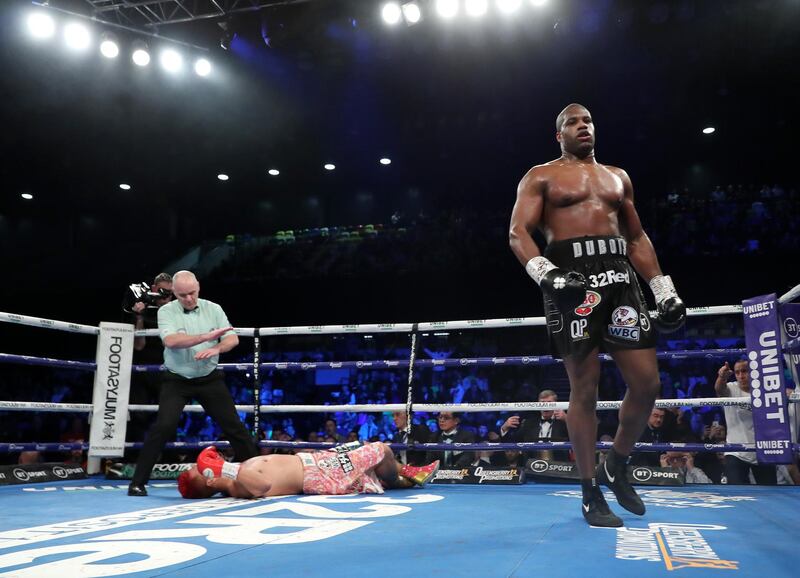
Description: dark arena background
1,0,798,333
0,1,798,577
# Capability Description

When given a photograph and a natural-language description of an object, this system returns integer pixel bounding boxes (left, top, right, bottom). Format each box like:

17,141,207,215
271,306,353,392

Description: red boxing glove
197,446,240,480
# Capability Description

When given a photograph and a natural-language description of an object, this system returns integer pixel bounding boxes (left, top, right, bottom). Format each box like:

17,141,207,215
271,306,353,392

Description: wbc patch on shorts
608,306,640,341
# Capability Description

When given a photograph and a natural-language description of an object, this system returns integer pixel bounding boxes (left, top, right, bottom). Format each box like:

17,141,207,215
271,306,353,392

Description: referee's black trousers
132,370,258,485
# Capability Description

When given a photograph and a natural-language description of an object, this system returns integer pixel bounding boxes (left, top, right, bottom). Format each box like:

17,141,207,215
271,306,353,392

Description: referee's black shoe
127,483,148,497
582,485,623,528
596,454,645,516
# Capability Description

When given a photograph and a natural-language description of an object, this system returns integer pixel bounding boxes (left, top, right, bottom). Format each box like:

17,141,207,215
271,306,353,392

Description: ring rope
1,440,794,455
779,282,800,304
0,311,99,335
126,349,750,373
784,336,800,354
4,395,798,414
127,304,747,338
2,281,797,339
0,349,752,374
0,353,96,371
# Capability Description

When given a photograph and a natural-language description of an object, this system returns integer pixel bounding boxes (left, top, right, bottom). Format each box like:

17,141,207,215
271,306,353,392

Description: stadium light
119,183,131,190
382,3,402,25
194,58,211,77
99,32,119,59
324,163,336,171
64,22,91,51
436,0,459,19
380,158,392,165
402,2,422,25
497,0,523,14
27,12,55,40
160,49,183,73
21,193,34,200
702,127,716,135
465,0,489,17
132,40,150,66
217,174,229,181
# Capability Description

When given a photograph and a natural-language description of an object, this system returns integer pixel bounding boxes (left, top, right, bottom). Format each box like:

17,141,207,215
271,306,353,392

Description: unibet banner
88,322,134,458
742,294,793,464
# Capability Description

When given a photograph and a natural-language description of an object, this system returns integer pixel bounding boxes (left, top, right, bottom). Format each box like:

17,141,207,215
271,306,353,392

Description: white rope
0,312,99,335
249,305,743,337
0,401,93,412
6,394,797,414
779,282,800,304
3,304,745,338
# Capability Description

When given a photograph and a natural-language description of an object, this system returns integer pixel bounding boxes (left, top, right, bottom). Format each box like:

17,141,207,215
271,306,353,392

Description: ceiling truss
81,0,308,28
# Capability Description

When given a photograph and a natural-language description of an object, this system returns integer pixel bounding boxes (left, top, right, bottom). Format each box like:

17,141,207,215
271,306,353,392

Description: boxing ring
0,480,796,577
1,286,800,577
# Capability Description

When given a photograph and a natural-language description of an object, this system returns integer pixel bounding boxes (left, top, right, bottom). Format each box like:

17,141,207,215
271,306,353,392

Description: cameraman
122,273,174,449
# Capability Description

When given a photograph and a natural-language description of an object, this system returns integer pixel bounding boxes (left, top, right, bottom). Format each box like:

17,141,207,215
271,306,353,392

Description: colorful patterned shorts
299,442,386,495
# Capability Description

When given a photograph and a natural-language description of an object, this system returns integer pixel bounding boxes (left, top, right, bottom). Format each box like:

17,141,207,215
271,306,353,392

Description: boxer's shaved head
556,103,590,133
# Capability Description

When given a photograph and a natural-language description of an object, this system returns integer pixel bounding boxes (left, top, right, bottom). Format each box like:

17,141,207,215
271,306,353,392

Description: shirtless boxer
509,103,685,527
177,443,440,499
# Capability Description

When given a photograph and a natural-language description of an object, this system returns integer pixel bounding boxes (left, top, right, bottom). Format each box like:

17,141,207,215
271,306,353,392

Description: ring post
87,322,134,473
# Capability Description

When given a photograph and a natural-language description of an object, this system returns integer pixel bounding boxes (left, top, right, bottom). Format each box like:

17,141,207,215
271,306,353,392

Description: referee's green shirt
157,298,235,378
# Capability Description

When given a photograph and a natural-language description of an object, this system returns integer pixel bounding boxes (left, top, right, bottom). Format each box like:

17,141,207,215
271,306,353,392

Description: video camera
122,281,173,313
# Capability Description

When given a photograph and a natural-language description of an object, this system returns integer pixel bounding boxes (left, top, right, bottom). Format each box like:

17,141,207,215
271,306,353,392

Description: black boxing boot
526,256,587,312
581,479,623,528
596,449,645,516
649,275,686,333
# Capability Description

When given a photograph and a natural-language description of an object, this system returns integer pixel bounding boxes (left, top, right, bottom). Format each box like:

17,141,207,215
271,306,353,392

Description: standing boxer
508,103,685,526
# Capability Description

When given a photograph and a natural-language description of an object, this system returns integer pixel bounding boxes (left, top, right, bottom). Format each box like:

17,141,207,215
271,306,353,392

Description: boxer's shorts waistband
544,235,628,265
298,453,315,467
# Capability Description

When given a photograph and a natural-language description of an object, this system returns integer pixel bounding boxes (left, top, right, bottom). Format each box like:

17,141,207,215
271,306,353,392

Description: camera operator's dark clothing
124,309,163,365
123,309,163,444
131,370,258,486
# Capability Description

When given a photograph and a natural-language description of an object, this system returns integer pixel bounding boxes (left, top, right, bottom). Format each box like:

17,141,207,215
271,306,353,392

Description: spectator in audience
499,390,569,460
715,361,777,484
629,407,667,467
660,450,712,483
356,414,377,440
490,449,525,468
596,433,614,466
59,415,87,467
323,418,344,444
696,421,727,483
18,451,42,465
661,406,685,441
390,410,430,465
427,412,475,468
